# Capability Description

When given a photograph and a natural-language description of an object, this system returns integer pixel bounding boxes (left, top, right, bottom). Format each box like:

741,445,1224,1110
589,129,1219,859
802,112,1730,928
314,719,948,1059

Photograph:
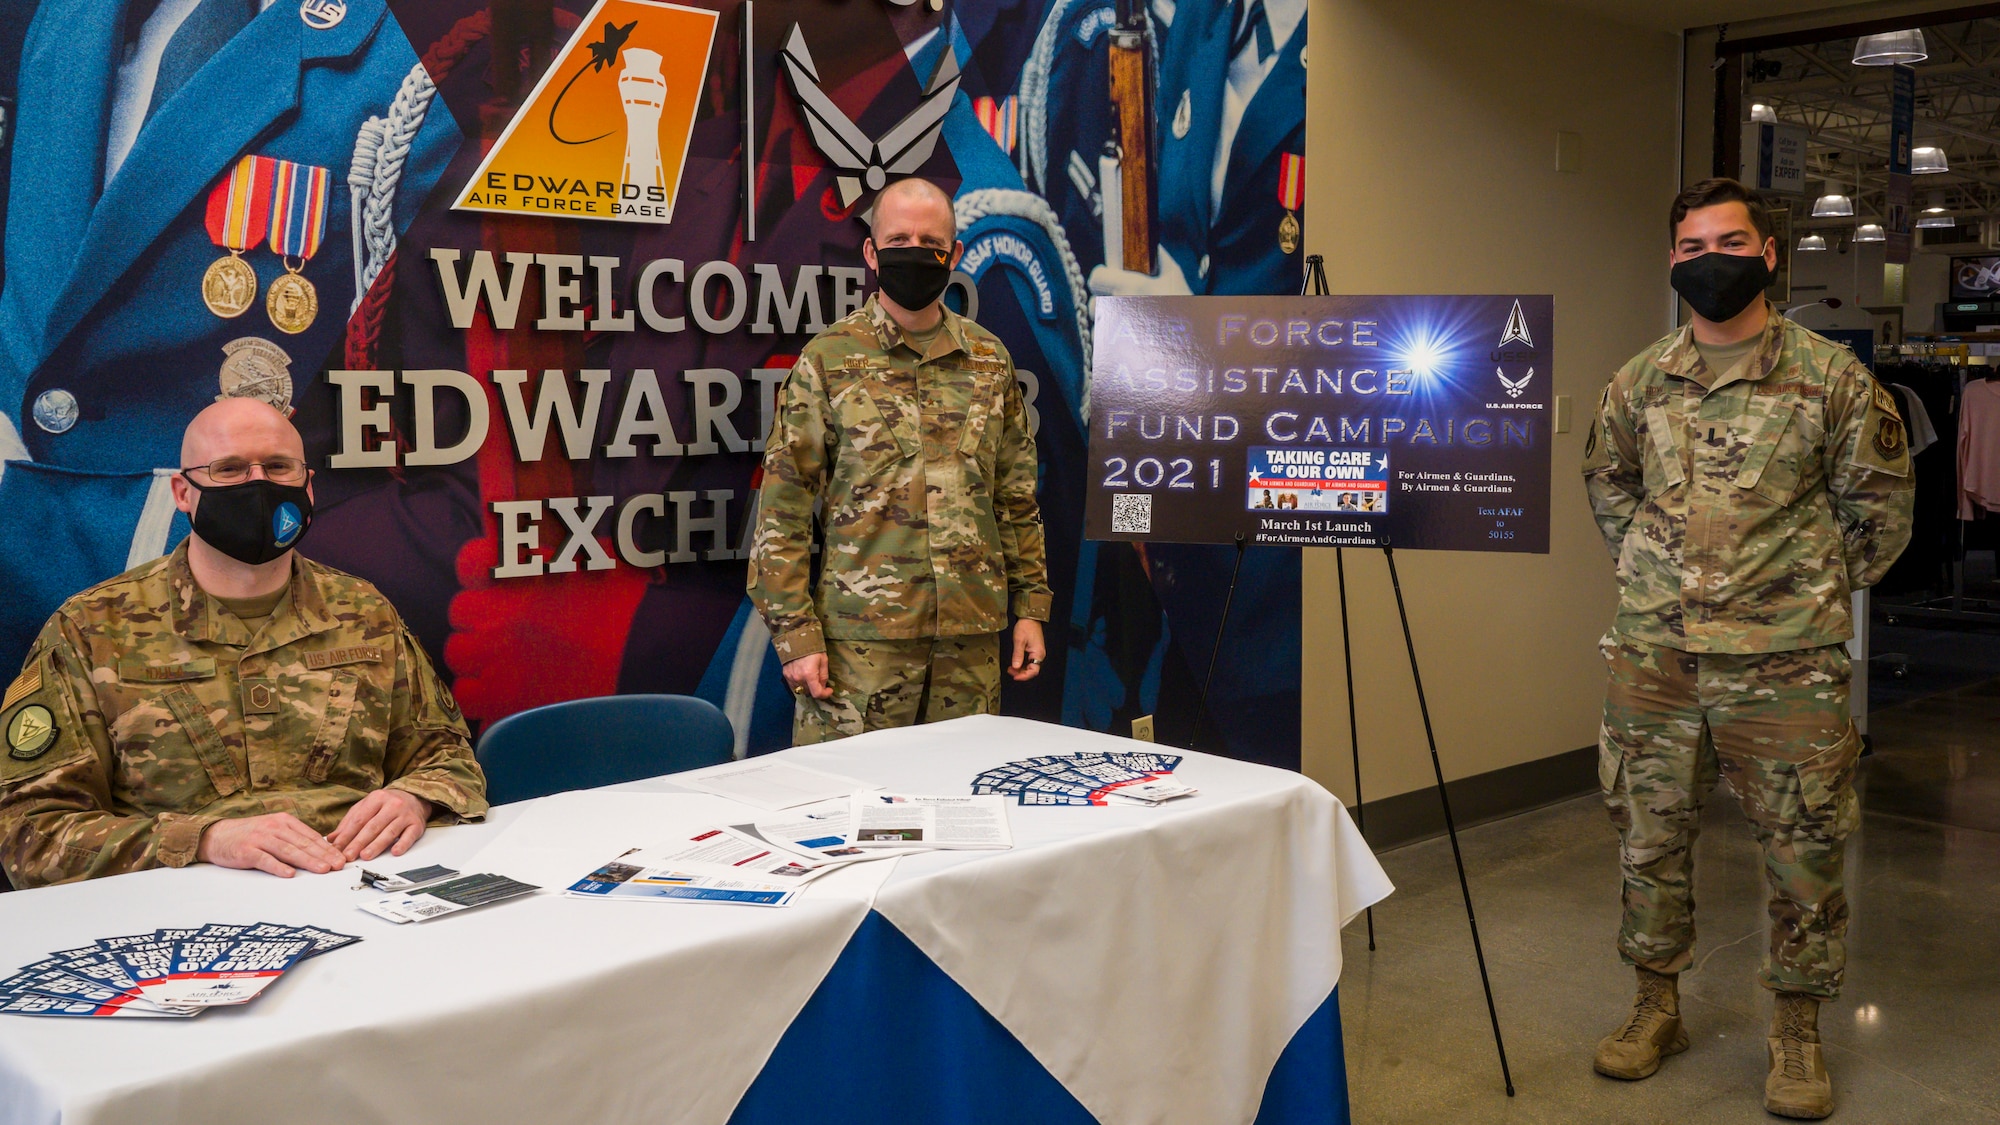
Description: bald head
869,178,956,246
181,398,304,470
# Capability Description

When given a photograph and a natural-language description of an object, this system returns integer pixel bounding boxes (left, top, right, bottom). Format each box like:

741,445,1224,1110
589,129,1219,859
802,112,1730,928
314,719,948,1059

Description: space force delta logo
455,0,718,223
1495,298,1533,399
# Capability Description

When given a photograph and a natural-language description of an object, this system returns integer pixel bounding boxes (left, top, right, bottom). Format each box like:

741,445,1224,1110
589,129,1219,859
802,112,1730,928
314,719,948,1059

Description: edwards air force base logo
454,0,719,223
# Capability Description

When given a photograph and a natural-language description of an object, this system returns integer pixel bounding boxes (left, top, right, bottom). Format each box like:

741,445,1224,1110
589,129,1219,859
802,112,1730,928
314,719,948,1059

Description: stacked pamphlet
0,922,360,1018
566,793,1013,907
972,750,1199,806
357,866,540,924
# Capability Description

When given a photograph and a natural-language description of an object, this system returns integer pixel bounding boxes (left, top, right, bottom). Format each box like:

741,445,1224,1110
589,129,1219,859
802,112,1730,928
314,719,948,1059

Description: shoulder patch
1873,415,1907,460
6,703,58,760
1871,381,1902,418
2,666,39,712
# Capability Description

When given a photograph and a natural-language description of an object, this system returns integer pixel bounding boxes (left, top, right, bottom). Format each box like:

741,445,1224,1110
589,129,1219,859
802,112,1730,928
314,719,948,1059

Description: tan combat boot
1766,992,1834,1119
1593,967,1689,1080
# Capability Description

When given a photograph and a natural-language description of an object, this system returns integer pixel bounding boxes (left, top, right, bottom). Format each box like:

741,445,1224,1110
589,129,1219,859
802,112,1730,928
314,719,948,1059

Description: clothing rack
1877,348,2000,628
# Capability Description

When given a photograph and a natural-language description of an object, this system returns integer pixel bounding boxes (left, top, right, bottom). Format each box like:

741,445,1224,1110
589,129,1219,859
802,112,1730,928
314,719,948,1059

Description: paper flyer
849,794,1013,850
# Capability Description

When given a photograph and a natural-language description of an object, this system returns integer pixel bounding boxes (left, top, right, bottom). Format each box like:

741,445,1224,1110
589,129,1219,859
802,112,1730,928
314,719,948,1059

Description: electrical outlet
1555,394,1572,433
1131,715,1156,743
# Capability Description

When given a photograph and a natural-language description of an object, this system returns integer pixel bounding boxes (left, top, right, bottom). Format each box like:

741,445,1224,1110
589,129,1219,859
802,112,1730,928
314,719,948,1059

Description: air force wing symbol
1499,299,1533,348
1498,367,1533,399
778,24,961,208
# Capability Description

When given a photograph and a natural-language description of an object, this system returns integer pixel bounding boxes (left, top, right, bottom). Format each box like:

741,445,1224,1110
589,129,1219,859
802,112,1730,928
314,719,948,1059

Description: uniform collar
1655,302,1785,392
168,541,336,648
863,292,969,361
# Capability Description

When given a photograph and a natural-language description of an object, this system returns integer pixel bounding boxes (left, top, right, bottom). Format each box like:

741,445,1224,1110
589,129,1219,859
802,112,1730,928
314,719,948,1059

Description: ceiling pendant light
1811,192,1855,217
1852,29,1928,66
1854,222,1886,242
1797,233,1828,251
1911,145,1950,174
1750,103,1778,123
1916,212,1955,229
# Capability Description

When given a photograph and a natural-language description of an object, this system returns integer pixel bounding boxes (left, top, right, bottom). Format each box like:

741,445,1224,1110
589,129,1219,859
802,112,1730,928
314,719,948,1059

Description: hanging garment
1891,383,1940,456
1959,378,2000,518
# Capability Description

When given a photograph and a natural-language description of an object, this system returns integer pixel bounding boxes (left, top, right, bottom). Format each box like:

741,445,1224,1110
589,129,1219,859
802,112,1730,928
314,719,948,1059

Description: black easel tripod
1305,254,1516,1097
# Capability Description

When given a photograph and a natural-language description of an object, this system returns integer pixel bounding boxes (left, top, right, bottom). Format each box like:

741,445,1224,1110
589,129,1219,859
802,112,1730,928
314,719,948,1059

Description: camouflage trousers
1598,635,1862,998
792,634,1002,745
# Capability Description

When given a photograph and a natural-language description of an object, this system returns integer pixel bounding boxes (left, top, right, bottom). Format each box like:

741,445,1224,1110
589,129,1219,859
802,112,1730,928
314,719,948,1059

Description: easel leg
1191,532,1248,753
1383,547,1516,1097
1335,547,1374,950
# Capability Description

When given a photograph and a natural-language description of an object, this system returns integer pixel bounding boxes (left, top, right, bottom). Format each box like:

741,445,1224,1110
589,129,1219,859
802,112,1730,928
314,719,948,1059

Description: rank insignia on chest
6,703,57,760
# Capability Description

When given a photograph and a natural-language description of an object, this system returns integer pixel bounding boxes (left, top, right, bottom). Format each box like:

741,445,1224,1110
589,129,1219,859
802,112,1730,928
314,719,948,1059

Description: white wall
1301,0,1682,802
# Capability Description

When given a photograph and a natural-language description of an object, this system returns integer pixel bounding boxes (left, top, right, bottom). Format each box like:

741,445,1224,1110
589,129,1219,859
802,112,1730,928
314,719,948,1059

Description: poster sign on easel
1085,294,1554,553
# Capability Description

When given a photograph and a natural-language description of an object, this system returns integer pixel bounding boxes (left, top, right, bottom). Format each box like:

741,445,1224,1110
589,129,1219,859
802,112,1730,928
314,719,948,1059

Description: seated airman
0,399,487,887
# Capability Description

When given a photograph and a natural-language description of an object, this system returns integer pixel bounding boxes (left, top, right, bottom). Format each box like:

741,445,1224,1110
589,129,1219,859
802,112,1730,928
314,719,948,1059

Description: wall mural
0,0,1305,768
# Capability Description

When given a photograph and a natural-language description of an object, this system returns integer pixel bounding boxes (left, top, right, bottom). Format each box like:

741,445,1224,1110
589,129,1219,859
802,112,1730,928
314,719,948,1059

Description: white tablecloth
0,716,1391,1125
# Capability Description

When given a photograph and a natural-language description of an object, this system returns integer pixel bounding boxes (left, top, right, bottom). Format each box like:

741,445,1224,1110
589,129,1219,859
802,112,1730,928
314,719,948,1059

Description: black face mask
871,243,954,311
1670,251,1773,323
187,478,313,565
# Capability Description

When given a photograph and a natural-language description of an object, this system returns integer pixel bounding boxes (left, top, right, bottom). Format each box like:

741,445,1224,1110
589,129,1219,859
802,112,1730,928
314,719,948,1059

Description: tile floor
1338,668,2000,1123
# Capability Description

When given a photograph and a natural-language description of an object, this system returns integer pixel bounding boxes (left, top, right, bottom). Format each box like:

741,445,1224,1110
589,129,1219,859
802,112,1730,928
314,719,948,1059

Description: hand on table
198,813,347,878
1008,619,1046,682
784,653,833,700
329,788,434,862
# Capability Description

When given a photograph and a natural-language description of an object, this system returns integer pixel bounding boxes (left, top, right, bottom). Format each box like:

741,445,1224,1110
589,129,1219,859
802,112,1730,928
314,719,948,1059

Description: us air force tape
6,703,57,760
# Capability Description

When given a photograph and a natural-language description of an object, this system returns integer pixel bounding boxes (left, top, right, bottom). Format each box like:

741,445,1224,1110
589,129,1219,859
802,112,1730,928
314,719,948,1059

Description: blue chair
475,694,736,806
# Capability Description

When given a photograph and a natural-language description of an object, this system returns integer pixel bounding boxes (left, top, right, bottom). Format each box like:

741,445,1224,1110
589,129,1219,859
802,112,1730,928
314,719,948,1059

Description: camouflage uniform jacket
1582,307,1914,654
0,543,487,887
750,294,1053,661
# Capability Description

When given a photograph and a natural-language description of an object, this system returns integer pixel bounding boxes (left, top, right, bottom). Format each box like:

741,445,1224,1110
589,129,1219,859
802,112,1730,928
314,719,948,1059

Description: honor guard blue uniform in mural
0,0,459,668
1022,0,1306,298
990,0,1306,762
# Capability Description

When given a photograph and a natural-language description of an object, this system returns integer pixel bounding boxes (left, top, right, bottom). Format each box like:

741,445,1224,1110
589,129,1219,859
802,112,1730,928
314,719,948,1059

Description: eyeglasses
179,457,310,485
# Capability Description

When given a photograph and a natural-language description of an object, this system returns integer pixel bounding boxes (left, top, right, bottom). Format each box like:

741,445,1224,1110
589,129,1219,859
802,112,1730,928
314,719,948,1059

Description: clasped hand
197,789,433,877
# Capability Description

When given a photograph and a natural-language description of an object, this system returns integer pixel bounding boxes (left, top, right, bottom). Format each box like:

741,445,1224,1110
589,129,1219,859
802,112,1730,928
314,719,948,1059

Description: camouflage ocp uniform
0,543,487,888
1582,308,1912,998
749,294,1053,744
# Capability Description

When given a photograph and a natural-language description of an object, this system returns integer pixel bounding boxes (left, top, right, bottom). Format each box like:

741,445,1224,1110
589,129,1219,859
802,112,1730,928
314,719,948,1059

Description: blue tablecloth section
730,911,1349,1124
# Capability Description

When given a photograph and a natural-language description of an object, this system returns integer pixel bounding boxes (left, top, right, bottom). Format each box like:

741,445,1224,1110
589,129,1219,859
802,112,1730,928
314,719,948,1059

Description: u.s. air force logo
7,704,57,760
778,22,961,209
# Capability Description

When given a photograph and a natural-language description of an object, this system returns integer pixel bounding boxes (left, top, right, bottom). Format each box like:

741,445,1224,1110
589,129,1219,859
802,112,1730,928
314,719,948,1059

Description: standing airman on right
1582,178,1913,1120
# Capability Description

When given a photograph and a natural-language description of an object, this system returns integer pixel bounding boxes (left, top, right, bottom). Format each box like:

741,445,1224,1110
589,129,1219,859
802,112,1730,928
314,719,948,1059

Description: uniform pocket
1597,728,1624,792
1734,400,1804,504
148,686,242,801
1793,724,1862,816
1641,405,1686,490
830,380,916,475
303,671,361,784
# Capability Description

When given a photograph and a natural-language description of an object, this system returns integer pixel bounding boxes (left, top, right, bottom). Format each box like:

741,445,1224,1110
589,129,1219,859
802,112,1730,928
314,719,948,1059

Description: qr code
1111,493,1151,534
